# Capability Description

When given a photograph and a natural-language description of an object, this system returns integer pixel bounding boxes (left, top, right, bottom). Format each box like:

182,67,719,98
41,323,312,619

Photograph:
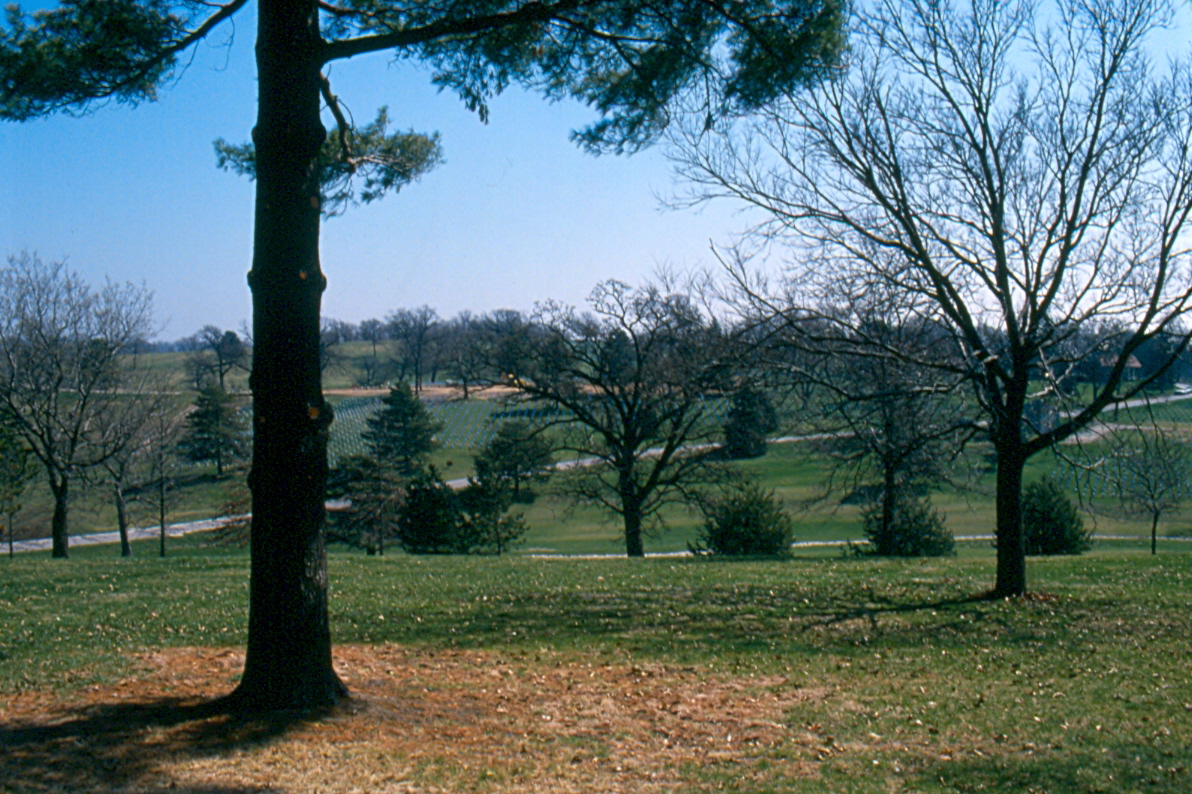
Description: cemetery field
1,548,1189,792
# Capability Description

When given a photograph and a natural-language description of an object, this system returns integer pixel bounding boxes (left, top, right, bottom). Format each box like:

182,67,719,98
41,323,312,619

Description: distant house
1099,354,1143,381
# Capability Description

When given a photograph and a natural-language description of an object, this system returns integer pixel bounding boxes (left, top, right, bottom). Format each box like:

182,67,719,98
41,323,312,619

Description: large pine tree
2,0,844,708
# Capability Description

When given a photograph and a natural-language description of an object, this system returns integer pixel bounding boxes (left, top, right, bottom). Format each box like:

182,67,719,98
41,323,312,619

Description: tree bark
992,440,1027,598
49,475,69,559
621,474,645,558
231,0,346,710
624,507,644,557
115,484,132,558
159,463,168,558
880,457,897,552
1151,514,1159,556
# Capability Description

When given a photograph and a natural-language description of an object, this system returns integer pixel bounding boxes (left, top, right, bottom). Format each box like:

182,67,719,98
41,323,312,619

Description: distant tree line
8,248,1188,577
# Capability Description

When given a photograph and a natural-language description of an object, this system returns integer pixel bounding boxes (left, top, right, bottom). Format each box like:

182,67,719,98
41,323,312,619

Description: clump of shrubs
1022,476,1092,555
396,467,529,555
859,491,955,557
691,479,794,557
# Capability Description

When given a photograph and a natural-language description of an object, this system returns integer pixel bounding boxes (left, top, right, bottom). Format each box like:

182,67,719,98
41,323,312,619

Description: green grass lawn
2,546,1189,792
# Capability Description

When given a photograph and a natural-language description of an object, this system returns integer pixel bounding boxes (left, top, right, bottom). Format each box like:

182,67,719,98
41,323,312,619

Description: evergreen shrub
692,480,794,557
860,492,954,557
1022,476,1092,555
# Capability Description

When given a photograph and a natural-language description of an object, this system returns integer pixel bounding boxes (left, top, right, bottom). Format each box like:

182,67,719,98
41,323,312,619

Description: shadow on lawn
0,695,334,793
922,747,1190,794
796,592,988,632
353,583,1044,659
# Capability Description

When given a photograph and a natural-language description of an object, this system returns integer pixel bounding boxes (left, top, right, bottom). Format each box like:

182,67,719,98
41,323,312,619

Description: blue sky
3,3,1189,341
0,4,749,340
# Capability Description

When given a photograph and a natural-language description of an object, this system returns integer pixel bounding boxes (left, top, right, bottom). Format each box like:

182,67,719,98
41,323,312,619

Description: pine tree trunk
232,0,346,710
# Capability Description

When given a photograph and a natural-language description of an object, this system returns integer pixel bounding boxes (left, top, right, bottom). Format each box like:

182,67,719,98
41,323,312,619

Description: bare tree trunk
624,509,644,557
231,0,346,710
115,483,132,558
993,442,1027,598
1151,513,1159,556
621,475,645,558
49,476,69,559
881,459,897,550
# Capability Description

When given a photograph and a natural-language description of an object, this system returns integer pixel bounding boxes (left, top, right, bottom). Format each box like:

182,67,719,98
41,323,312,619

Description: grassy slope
2,544,1189,792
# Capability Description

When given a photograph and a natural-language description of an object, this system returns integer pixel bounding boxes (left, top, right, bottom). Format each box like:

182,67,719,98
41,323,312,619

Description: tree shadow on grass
802,592,994,632
919,746,1191,794
366,584,1033,660
0,695,339,793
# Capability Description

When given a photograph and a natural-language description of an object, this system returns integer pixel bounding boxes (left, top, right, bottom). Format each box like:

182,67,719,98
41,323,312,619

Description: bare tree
319,317,347,375
672,0,1192,596
388,306,439,393
810,309,971,539
515,280,732,557
192,325,247,391
484,309,538,384
439,311,490,397
1098,424,1192,555
0,253,155,558
357,318,390,387
91,383,177,557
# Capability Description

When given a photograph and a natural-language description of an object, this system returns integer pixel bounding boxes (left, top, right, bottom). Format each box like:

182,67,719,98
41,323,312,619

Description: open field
10,433,1192,557
9,350,1192,554
2,548,1190,792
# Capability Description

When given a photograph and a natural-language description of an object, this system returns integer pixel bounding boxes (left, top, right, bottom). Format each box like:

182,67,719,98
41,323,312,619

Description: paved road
6,516,245,554
11,523,1185,557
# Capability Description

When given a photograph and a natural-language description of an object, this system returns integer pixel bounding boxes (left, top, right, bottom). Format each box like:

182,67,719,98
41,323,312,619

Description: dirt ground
0,645,832,793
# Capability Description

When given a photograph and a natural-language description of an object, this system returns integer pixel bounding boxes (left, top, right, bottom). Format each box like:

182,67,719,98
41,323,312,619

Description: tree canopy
2,0,846,151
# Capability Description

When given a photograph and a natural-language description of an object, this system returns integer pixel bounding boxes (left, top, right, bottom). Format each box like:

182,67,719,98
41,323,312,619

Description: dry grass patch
1,645,832,793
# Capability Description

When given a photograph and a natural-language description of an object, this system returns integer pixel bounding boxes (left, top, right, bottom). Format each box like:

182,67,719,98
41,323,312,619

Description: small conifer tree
692,479,794,557
474,420,553,502
1022,476,1092,555
724,386,779,459
860,491,954,557
177,386,250,476
363,382,441,476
